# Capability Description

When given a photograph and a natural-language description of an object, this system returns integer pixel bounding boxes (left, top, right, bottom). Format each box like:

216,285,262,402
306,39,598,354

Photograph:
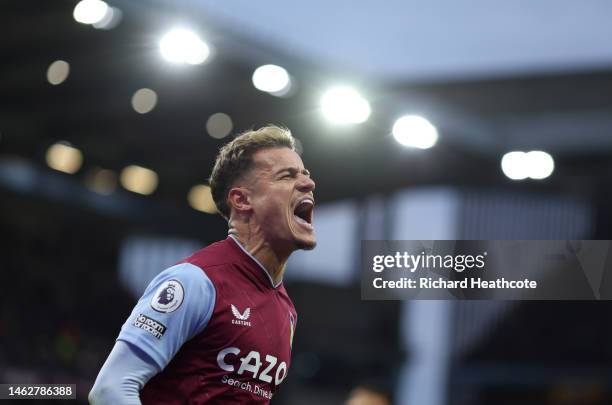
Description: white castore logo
231,304,252,327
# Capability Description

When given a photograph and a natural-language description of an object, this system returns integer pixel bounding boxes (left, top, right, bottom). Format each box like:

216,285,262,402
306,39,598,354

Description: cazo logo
217,347,288,386
231,304,252,327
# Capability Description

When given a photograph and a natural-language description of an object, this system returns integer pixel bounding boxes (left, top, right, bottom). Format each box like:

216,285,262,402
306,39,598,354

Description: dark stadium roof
2,0,612,230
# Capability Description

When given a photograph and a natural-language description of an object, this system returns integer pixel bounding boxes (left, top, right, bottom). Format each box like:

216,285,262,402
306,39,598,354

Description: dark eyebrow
275,167,311,177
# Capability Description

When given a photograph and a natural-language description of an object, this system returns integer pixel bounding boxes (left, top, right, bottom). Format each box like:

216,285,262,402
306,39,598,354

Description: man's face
245,147,316,252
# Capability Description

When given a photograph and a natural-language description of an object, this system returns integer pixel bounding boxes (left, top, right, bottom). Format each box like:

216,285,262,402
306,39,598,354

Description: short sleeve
117,262,216,369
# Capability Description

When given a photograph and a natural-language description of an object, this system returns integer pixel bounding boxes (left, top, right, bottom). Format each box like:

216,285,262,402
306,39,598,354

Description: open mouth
293,197,314,228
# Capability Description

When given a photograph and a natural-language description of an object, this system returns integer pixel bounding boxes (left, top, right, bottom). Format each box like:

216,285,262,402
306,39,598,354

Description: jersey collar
228,235,283,289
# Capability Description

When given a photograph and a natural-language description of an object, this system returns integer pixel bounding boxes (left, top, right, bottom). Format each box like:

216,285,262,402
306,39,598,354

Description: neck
228,224,292,286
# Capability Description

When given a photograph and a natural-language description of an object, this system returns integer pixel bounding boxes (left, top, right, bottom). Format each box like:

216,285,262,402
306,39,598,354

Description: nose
297,173,315,193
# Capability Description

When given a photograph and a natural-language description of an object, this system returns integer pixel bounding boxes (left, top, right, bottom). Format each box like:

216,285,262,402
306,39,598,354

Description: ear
227,187,252,215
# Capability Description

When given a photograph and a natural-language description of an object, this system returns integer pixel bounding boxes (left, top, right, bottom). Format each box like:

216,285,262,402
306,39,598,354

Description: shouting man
90,126,316,404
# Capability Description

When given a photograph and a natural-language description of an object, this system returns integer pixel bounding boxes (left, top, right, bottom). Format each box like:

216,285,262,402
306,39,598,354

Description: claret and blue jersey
117,235,297,404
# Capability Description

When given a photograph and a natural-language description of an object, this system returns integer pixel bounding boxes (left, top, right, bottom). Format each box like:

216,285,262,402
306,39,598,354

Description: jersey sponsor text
134,314,166,339
217,347,288,386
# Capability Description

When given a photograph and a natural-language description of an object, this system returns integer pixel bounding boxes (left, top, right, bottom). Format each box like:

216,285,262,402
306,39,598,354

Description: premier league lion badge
150,279,184,313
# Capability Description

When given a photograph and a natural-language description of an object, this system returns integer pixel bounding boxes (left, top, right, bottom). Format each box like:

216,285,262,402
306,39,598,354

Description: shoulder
154,262,211,288
182,238,240,273
146,262,215,312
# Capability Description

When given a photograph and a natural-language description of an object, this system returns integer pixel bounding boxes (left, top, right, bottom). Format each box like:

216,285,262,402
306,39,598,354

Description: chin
295,237,317,251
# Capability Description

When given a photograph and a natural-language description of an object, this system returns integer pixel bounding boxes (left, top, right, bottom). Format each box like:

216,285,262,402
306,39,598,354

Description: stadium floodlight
392,115,439,149
501,151,529,180
131,88,158,114
188,185,217,214
120,165,158,195
525,150,555,180
92,6,122,30
252,65,291,94
206,113,233,139
159,29,210,65
47,60,70,85
320,86,371,124
73,0,109,25
501,150,555,181
46,142,83,174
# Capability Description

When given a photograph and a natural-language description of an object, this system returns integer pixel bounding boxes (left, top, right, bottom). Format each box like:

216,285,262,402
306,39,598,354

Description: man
89,126,316,404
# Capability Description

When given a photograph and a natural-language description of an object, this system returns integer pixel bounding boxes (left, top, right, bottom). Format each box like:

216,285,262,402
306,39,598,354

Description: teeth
293,197,314,229
297,198,314,207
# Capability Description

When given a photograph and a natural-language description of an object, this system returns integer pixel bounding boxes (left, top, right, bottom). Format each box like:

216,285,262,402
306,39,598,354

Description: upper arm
115,262,216,369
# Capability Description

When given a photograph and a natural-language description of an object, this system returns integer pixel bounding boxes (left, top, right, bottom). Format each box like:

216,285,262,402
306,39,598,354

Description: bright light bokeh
501,150,555,180
206,113,233,139
159,29,210,65
92,6,122,30
46,142,83,174
120,165,158,195
47,60,70,85
188,184,217,214
321,86,371,124
73,0,109,25
392,115,439,149
252,65,291,94
131,88,158,114
526,150,555,180
501,151,529,180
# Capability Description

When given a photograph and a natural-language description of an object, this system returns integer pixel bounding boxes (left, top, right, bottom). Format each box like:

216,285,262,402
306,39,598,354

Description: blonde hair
209,125,295,219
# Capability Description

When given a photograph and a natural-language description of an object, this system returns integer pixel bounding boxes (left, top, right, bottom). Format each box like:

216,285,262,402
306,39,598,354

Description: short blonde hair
209,125,295,219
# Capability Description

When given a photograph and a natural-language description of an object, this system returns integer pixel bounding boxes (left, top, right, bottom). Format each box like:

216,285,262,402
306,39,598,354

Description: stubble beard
295,236,317,251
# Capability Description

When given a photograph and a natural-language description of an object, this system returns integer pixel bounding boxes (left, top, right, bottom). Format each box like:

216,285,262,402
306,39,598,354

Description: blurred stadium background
2,0,612,403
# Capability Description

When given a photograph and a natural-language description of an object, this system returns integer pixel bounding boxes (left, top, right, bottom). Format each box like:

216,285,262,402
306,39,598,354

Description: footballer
89,126,316,404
